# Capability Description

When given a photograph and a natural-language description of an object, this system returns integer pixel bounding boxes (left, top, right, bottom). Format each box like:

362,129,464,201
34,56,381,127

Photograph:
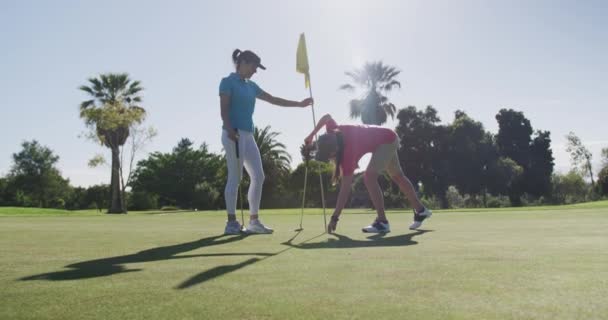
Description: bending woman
304,114,432,233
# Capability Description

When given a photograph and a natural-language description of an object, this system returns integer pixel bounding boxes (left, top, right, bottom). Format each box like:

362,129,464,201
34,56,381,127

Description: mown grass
1,204,607,319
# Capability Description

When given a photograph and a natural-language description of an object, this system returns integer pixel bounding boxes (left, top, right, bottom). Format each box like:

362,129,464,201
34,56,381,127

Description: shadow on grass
175,231,327,289
19,234,266,282
20,230,430,289
282,230,432,249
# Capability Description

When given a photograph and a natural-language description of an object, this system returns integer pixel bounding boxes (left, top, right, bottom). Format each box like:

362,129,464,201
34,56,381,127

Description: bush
64,187,87,210
463,194,484,208
446,186,464,208
0,178,7,206
49,198,65,209
550,171,589,204
14,190,36,207
289,161,336,208
85,184,110,211
420,196,441,210
486,198,501,208
520,194,545,206
128,191,159,211
384,192,406,209
598,166,608,196
192,182,220,210
485,195,510,208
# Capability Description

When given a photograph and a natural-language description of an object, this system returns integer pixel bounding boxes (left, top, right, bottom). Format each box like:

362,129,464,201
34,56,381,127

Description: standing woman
220,49,312,234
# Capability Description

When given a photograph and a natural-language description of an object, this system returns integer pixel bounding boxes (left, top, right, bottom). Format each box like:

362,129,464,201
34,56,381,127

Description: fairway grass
1,205,607,319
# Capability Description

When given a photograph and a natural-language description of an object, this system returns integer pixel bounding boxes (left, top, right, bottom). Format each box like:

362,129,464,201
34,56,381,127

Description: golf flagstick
296,158,308,231
308,83,327,231
296,33,327,232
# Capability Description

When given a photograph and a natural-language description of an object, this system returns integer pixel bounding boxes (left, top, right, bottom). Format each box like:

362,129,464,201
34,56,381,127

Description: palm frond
339,84,355,92
80,100,95,110
342,61,402,125
349,99,363,119
79,85,95,96
253,125,291,170
381,80,402,92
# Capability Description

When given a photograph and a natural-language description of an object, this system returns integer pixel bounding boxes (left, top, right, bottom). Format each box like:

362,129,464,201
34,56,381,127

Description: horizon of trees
1,106,606,212
2,68,607,212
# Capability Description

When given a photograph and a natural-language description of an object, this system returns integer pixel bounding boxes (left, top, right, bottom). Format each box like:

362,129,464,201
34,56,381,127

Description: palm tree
339,61,402,125
253,125,292,208
79,73,145,213
253,126,292,175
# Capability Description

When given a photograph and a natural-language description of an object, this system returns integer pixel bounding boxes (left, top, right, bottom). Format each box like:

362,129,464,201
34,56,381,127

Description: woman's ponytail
232,49,242,65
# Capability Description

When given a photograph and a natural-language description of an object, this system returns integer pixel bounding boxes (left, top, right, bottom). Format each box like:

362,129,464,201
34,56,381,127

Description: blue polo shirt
219,72,263,132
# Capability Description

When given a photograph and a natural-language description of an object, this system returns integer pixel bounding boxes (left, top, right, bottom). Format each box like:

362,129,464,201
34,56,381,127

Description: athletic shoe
246,219,274,234
224,220,243,235
409,207,432,230
362,219,391,233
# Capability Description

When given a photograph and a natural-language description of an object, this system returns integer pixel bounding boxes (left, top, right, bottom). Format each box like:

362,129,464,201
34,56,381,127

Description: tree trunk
439,190,449,209
108,146,125,213
587,158,595,187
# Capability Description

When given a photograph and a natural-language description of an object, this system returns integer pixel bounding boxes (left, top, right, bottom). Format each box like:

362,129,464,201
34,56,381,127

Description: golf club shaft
299,165,308,229
235,129,244,227
307,82,327,231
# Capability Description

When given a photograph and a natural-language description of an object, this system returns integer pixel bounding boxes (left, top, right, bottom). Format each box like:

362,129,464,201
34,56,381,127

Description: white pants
222,129,265,216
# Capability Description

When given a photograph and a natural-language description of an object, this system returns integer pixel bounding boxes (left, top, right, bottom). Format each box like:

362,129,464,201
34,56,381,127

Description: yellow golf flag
296,33,310,88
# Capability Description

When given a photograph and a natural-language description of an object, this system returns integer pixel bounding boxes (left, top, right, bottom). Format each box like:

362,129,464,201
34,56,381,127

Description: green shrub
485,195,510,208
128,191,158,211
49,198,66,209
446,186,464,208
192,182,220,210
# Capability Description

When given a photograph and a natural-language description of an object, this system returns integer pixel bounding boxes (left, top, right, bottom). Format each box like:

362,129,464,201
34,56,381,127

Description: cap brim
257,64,266,70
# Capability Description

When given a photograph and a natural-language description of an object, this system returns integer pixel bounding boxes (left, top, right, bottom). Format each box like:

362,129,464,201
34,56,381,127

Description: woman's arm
327,174,354,233
333,175,354,217
220,94,238,141
257,91,312,108
304,114,333,145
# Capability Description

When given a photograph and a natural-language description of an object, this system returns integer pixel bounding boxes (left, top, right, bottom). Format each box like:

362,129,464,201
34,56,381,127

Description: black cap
240,50,266,70
314,134,337,162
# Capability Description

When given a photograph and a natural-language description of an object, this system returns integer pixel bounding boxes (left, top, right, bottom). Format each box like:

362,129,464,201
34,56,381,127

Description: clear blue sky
1,0,607,187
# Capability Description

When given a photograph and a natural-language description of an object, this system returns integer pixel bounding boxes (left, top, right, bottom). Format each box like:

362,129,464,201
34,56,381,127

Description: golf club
235,129,245,232
295,164,308,231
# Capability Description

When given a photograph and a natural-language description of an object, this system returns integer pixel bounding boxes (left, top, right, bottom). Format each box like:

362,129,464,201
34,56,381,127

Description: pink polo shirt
325,119,397,176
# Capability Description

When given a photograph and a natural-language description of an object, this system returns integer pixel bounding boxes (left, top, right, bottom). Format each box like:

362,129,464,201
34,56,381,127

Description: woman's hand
328,215,339,233
304,134,314,146
298,97,314,107
228,128,239,142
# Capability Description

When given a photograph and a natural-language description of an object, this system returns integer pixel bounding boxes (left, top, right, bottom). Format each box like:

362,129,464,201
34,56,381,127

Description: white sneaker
224,220,243,235
362,220,391,233
409,207,432,230
246,219,274,234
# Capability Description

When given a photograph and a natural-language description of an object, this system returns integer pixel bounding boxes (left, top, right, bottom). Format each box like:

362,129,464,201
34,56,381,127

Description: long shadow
19,234,262,281
175,231,327,289
283,230,433,250
20,230,429,289
176,258,260,289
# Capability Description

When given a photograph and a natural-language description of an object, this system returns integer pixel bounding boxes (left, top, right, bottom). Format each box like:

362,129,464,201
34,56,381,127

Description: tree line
1,109,606,211
1,66,606,212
